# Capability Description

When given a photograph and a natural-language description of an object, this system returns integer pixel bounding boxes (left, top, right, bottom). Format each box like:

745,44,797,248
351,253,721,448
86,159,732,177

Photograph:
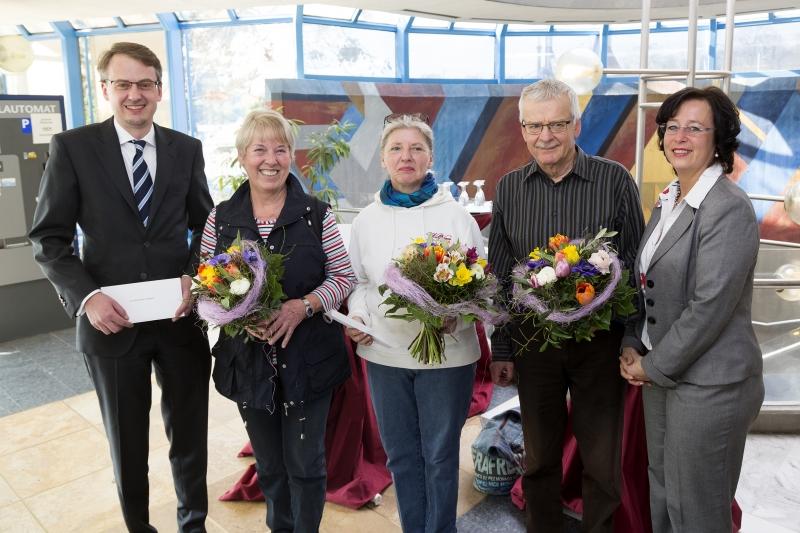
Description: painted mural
267,74,800,242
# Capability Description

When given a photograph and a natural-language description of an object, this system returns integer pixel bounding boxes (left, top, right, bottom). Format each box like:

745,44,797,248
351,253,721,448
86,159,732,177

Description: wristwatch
301,297,314,318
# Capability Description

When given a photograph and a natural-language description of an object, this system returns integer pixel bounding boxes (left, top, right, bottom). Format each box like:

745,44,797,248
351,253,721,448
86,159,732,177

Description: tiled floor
0,328,797,532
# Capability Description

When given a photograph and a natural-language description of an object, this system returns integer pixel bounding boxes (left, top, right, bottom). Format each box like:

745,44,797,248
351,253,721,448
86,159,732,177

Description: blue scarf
380,172,438,208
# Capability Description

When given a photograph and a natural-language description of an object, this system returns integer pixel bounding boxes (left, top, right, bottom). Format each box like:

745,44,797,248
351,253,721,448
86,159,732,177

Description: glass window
81,32,171,128
774,8,800,18
554,24,603,32
21,22,54,34
303,4,357,20
236,5,296,19
357,10,408,26
717,20,800,71
409,33,494,79
606,29,711,70
507,24,550,31
452,21,497,31
1,39,64,96
609,22,656,31
505,34,599,79
411,17,451,29
303,24,395,77
119,14,160,25
70,18,118,30
184,23,296,201
175,10,230,22
735,12,770,23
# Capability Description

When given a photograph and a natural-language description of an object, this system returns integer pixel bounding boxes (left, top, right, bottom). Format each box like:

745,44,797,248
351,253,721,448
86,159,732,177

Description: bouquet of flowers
193,235,286,339
379,233,507,365
511,228,636,351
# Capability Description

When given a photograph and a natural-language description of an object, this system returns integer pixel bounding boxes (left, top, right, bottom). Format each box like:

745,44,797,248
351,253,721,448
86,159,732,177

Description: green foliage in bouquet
511,228,637,352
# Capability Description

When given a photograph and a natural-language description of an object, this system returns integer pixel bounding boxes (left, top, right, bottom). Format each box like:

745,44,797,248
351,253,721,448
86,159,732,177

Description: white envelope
101,278,183,323
324,309,395,348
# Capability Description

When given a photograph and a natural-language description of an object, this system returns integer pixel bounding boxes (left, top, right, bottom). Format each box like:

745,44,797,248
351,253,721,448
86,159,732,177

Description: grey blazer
622,175,763,387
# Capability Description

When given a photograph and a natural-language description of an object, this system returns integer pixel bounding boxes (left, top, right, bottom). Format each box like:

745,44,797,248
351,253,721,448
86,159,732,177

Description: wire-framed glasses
103,79,162,91
658,123,714,136
384,112,430,125
520,119,572,135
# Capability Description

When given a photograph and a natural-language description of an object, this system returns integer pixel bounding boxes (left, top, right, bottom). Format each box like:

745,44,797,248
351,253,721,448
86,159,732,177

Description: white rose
469,263,486,280
588,250,612,274
229,278,251,295
433,263,454,282
535,266,557,286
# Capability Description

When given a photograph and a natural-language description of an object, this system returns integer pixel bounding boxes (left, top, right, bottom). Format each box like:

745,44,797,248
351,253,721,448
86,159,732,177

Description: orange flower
423,245,446,263
548,234,570,251
224,263,240,276
576,282,595,306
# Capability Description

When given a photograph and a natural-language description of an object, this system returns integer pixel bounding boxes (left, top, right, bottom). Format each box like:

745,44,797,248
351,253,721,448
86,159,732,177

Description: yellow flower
449,263,473,286
226,244,241,254
529,247,542,260
562,245,580,265
413,236,427,244
477,257,488,268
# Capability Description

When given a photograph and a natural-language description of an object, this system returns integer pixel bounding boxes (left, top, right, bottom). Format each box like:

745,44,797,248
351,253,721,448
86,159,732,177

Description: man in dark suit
29,42,213,533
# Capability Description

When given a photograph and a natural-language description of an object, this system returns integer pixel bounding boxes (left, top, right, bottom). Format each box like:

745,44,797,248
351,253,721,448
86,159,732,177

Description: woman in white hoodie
345,114,484,533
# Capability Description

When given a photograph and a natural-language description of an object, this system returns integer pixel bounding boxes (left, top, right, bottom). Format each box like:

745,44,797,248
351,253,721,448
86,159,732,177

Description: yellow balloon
555,48,603,95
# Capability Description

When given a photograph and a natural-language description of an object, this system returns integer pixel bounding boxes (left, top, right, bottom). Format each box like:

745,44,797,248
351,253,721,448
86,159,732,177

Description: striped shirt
201,207,355,312
489,147,645,360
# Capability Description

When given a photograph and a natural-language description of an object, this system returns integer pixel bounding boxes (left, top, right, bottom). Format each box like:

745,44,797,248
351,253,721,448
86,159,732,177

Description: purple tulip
555,259,571,278
529,272,540,288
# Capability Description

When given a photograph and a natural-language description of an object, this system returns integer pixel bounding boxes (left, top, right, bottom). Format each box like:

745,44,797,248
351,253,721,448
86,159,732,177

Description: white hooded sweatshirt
347,189,485,369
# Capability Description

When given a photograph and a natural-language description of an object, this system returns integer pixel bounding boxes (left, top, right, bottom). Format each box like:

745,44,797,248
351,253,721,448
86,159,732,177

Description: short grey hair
379,115,434,153
518,79,581,122
235,109,296,158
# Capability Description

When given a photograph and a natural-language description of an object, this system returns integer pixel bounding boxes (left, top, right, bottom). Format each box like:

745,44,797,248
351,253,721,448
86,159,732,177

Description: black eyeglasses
520,119,572,135
103,79,162,92
384,112,430,126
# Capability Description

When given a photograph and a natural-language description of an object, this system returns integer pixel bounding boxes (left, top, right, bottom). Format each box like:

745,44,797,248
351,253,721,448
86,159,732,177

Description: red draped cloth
219,322,494,508
510,386,743,532
219,205,496,508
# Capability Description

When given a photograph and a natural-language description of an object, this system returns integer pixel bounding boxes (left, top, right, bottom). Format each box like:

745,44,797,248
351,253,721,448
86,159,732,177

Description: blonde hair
379,115,434,153
235,109,296,158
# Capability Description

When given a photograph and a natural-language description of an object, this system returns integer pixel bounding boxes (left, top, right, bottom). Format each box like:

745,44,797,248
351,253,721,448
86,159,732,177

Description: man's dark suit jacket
30,117,213,357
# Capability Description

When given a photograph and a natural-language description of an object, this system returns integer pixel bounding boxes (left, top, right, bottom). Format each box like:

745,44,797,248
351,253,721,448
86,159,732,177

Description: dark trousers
514,325,624,533
84,323,211,533
238,389,333,533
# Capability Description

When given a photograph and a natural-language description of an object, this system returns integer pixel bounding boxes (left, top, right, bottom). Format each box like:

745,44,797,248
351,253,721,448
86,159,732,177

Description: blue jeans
367,361,475,533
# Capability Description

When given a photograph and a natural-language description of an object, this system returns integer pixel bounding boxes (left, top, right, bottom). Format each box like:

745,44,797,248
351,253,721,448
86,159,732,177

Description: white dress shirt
78,120,158,316
639,163,723,349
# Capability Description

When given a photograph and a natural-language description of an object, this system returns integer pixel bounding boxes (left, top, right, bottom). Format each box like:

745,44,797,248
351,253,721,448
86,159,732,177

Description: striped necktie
130,139,154,227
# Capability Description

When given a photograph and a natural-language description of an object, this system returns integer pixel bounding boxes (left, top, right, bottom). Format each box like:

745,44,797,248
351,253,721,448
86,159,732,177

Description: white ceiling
3,0,799,27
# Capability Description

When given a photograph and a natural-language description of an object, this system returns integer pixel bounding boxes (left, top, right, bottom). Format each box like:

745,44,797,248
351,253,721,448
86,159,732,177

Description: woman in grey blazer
619,86,764,533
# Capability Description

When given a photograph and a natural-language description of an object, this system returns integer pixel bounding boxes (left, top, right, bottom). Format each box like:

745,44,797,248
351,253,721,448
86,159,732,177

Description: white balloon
555,48,603,95
775,263,800,302
0,35,34,73
784,180,800,225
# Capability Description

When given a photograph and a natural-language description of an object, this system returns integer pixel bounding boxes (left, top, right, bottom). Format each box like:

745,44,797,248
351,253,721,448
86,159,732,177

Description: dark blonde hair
97,42,162,81
380,115,434,153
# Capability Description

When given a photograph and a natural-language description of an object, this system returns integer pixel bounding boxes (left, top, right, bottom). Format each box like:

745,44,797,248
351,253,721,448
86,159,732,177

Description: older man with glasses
489,79,644,533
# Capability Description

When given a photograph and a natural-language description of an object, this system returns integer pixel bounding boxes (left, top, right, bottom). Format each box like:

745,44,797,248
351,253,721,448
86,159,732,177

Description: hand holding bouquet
379,234,507,365
511,228,636,351
193,235,286,340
